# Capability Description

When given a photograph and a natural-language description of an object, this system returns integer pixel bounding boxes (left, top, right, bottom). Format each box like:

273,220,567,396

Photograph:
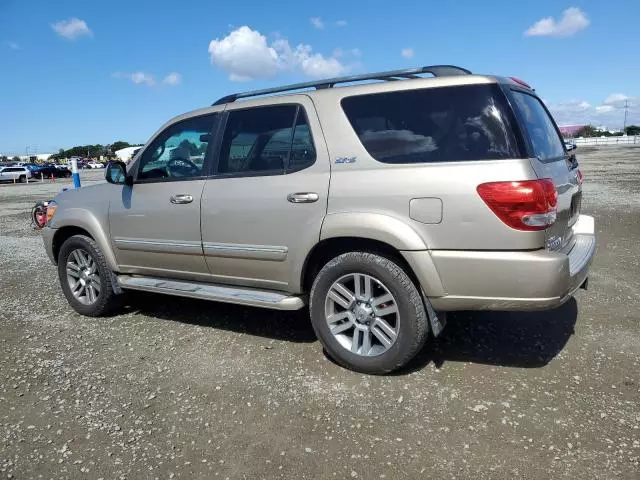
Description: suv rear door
509,89,580,251
200,97,329,292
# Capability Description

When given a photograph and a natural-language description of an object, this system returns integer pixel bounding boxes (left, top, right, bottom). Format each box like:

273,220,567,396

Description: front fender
49,208,119,271
320,212,429,250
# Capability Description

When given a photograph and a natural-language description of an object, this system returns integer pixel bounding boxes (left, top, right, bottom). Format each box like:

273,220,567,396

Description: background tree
575,125,598,137
110,141,132,152
625,125,640,136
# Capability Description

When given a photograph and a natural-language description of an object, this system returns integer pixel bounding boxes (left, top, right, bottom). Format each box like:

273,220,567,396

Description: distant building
114,146,142,163
558,125,584,137
3,153,56,162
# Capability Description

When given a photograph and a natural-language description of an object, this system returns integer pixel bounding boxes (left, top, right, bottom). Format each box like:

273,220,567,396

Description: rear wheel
58,235,121,316
19,175,26,183
310,252,429,374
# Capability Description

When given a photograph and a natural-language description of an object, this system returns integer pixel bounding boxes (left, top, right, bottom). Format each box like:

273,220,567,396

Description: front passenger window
137,114,217,181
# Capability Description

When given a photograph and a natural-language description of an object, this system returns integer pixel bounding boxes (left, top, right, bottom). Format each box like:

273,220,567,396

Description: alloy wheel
324,273,399,356
66,248,101,305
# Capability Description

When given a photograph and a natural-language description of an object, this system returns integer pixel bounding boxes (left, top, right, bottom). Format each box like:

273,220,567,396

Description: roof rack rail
212,64,471,105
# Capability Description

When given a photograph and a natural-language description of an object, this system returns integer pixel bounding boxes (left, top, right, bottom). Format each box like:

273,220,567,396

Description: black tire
309,252,429,374
57,234,121,316
19,175,26,183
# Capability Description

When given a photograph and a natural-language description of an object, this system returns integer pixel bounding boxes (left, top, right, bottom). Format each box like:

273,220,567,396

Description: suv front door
201,98,329,292
109,113,220,280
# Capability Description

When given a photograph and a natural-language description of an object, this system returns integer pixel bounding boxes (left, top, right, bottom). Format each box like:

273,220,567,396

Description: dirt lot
1,151,639,480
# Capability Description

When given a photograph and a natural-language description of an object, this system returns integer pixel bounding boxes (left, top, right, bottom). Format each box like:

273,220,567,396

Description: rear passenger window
511,91,566,162
217,105,316,175
341,84,521,163
289,111,316,172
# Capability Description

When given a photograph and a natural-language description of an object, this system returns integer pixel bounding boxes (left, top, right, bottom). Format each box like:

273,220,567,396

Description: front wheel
309,252,429,374
19,175,26,183
58,234,121,316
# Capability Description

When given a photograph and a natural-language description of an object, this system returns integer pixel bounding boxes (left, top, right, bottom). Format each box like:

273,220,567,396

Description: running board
116,275,305,311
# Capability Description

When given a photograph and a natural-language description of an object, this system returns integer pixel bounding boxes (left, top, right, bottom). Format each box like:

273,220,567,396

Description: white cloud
6,41,20,50
333,48,343,58
401,48,414,59
112,71,156,87
51,18,93,40
548,94,639,128
208,26,347,81
130,72,155,86
335,20,348,27
525,7,589,37
310,17,324,29
295,46,344,77
595,105,614,113
162,72,182,86
603,93,633,107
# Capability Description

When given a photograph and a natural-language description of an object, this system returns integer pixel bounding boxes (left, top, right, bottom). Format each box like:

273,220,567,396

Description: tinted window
217,105,315,175
289,111,316,172
137,114,217,181
341,84,521,163
511,91,565,161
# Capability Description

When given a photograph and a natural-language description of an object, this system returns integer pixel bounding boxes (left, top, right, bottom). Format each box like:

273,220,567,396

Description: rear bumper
406,215,596,311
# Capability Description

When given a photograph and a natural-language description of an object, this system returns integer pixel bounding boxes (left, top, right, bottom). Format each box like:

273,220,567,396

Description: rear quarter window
340,84,522,164
510,91,565,162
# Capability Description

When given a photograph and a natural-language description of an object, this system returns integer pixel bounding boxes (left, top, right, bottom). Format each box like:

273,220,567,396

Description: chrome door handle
170,194,194,204
287,192,319,204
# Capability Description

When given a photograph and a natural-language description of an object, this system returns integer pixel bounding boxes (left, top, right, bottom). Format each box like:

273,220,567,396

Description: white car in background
0,166,32,183
87,161,105,169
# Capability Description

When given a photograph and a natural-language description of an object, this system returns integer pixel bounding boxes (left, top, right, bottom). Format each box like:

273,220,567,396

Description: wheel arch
301,237,426,296
51,213,118,271
298,212,444,295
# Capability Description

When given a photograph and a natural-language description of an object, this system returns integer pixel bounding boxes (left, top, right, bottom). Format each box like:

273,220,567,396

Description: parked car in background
23,163,44,175
38,165,72,179
43,64,595,374
0,166,32,183
87,161,105,169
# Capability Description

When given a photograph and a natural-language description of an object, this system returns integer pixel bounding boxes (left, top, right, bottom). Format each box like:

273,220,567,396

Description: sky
1,0,639,155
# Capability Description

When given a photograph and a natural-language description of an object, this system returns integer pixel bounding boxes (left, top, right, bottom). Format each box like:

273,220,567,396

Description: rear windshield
511,91,565,162
340,84,522,164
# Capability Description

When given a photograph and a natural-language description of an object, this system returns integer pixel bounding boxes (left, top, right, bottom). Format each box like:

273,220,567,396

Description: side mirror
105,161,132,186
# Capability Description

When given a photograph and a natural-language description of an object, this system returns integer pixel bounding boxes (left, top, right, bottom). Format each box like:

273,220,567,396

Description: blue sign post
71,158,81,188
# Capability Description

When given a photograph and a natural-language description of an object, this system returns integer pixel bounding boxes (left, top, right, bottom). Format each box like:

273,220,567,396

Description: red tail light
477,179,557,231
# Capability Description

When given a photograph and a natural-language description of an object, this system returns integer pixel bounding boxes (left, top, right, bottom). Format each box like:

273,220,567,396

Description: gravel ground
1,152,639,480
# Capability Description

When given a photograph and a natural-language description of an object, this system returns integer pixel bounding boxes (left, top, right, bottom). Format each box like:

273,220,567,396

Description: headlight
46,201,57,224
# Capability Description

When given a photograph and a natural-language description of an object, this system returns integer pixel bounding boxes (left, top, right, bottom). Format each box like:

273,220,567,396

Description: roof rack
212,65,471,106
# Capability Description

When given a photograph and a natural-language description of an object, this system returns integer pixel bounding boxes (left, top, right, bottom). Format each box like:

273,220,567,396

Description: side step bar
117,275,306,311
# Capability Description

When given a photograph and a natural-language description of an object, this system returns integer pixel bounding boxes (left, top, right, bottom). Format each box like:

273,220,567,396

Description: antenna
623,99,630,133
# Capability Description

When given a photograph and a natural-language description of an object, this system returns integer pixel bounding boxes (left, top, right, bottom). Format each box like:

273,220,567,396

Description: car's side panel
200,95,331,293
319,212,428,250
311,83,546,252
46,187,119,271
108,179,210,279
